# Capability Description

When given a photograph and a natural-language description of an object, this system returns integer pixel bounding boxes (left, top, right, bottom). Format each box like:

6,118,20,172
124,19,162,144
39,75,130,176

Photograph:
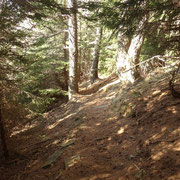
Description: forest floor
1,67,180,180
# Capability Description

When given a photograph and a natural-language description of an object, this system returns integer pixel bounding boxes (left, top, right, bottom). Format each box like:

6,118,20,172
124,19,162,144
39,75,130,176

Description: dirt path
1,74,180,180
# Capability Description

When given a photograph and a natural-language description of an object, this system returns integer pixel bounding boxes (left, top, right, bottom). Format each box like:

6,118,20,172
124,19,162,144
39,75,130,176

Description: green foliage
89,0,179,55
1,0,179,116
18,92,52,113
39,88,67,97
18,88,68,113
0,0,69,116
140,29,168,61
99,29,117,76
16,12,69,113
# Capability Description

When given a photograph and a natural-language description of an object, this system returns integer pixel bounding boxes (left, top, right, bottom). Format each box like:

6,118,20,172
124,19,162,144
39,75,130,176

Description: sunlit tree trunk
68,0,78,99
116,17,147,84
116,32,134,83
127,17,147,79
90,26,103,84
116,34,144,84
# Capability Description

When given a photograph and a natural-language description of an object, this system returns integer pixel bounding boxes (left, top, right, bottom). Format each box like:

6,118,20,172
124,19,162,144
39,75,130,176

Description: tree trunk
116,16,147,84
127,32,145,79
78,16,82,82
90,26,103,84
116,33,135,84
68,0,78,99
0,106,9,159
63,31,69,91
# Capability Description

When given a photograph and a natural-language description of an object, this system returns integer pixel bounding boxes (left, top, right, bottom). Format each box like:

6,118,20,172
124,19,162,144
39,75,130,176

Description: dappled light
170,128,180,136
10,122,38,137
47,112,78,130
0,0,180,179
95,122,101,126
167,106,177,114
1,71,180,179
117,127,125,135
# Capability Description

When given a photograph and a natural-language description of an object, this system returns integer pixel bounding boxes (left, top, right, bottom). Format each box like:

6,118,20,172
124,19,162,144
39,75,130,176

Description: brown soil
0,71,180,180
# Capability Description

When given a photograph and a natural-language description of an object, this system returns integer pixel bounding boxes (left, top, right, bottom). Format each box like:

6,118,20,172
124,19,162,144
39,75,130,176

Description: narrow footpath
1,73,180,180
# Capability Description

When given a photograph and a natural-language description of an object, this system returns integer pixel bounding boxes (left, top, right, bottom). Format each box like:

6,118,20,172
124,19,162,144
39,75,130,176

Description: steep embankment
1,68,180,180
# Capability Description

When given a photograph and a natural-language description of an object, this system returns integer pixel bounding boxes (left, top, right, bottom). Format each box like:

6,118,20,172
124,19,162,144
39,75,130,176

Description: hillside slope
1,67,180,180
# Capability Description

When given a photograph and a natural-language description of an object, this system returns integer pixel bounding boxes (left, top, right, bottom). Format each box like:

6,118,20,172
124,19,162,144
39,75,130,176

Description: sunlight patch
89,173,111,180
61,139,75,147
85,101,96,106
52,139,61,145
99,79,120,92
172,141,180,151
117,125,128,135
117,127,124,135
161,127,167,133
47,112,77,130
105,92,116,99
107,117,115,121
152,151,164,160
151,133,162,141
96,123,101,126
168,174,180,180
11,122,38,137
158,92,168,100
108,137,112,141
152,90,161,95
65,155,80,169
80,125,90,129
167,106,177,114
170,128,180,136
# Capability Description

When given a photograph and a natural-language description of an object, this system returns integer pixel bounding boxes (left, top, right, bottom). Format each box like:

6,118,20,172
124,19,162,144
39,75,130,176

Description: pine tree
68,0,79,99
90,26,103,84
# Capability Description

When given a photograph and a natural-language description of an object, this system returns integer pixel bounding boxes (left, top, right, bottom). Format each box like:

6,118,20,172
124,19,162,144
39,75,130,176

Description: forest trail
1,70,180,180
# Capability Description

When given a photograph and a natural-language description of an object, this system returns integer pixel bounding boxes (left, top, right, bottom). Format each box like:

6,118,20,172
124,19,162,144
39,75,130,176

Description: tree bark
90,26,103,84
0,106,9,159
116,32,134,84
127,32,145,79
68,0,78,99
63,31,69,91
116,16,147,84
78,16,82,82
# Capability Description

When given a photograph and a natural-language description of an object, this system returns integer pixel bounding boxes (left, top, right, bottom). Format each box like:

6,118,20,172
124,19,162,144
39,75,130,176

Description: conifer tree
90,26,103,84
68,0,79,99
